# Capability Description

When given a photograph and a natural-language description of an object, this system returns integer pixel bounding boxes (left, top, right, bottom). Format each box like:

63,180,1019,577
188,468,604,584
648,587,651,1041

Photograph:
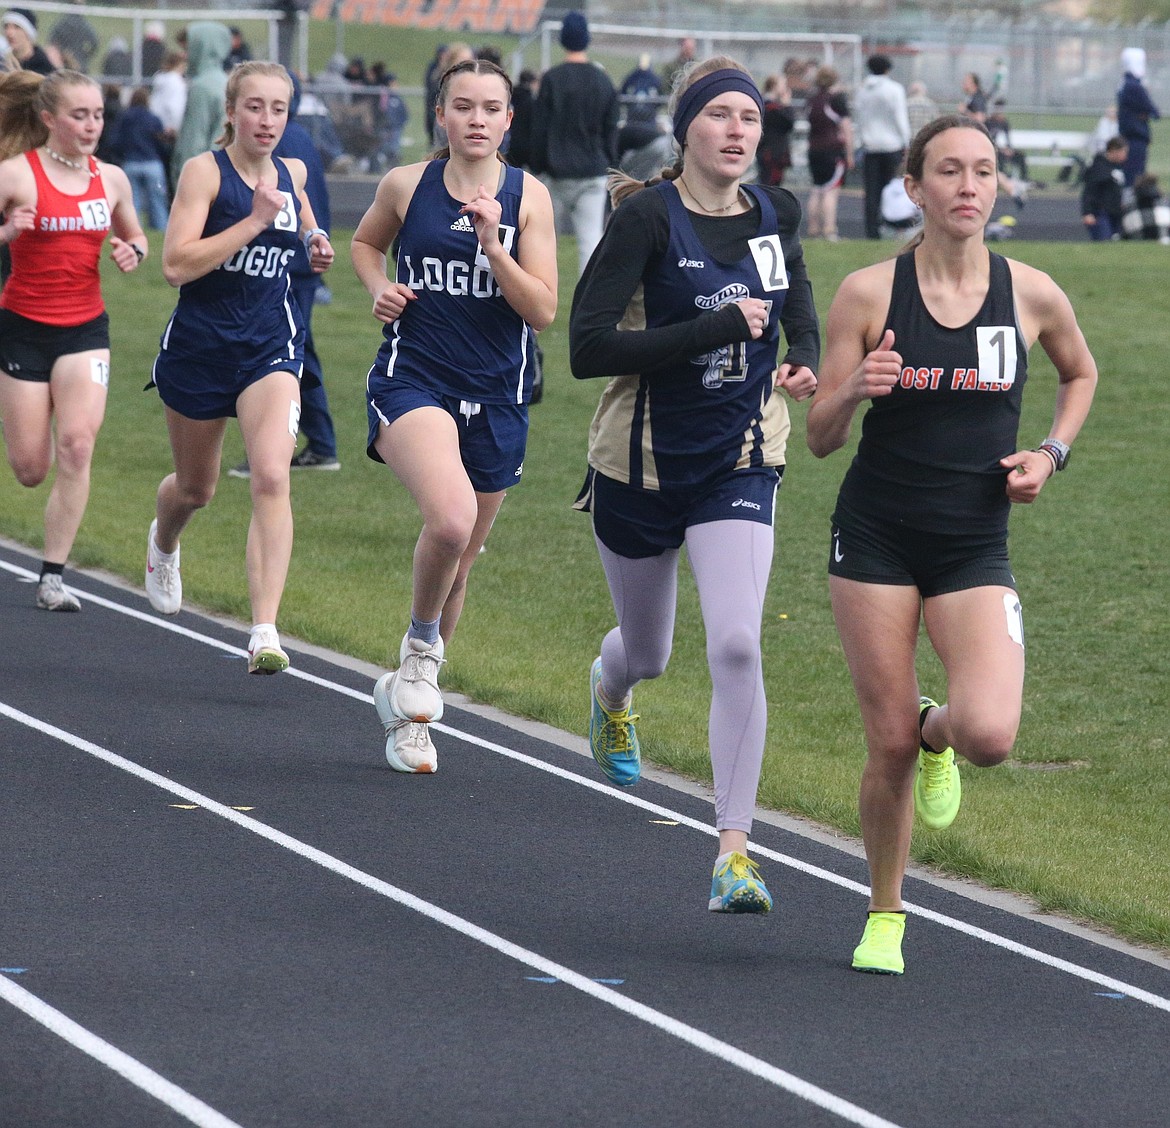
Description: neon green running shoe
589,657,641,787
852,912,906,974
709,852,773,913
914,696,961,830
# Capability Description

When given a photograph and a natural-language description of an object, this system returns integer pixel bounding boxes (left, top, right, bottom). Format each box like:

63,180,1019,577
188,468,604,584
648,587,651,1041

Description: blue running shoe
589,657,641,787
708,852,773,913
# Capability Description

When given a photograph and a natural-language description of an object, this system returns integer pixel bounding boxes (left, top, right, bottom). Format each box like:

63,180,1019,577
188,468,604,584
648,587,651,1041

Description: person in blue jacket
1118,47,1160,186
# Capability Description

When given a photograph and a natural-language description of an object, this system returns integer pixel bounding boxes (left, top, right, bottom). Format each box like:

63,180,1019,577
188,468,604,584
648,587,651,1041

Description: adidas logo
450,215,475,232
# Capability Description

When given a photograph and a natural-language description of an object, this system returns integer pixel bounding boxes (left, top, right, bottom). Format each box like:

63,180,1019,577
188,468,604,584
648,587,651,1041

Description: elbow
530,302,557,334
161,260,184,288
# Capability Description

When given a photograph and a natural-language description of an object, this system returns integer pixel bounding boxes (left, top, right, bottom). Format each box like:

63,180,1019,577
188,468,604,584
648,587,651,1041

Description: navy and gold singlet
587,180,795,492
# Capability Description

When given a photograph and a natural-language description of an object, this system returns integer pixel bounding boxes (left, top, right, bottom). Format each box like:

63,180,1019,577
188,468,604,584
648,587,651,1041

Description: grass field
2,233,1167,954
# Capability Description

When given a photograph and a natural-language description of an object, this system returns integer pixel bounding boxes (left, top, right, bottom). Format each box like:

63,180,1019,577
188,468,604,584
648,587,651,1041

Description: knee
53,428,97,475
953,718,1017,768
175,477,217,510
707,623,759,680
10,456,49,487
626,641,671,683
248,463,290,502
424,507,475,561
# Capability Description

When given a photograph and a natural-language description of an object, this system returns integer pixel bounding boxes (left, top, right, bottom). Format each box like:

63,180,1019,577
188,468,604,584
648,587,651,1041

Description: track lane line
0,701,903,1128
0,973,244,1128
5,559,1169,1012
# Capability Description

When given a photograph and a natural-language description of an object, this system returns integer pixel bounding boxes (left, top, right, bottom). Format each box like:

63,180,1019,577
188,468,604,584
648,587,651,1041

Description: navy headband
673,68,764,145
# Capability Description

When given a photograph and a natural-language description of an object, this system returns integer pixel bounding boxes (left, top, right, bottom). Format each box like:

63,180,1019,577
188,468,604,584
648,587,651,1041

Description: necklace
45,147,98,178
678,175,742,215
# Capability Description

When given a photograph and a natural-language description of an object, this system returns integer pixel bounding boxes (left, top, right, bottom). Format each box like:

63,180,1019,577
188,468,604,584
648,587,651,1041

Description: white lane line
0,702,902,1128
426,726,1170,1014
0,973,243,1128
5,559,1170,1012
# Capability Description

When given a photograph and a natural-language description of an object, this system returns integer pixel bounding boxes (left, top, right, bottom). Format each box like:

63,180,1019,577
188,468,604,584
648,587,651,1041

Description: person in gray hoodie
853,54,911,239
171,21,230,181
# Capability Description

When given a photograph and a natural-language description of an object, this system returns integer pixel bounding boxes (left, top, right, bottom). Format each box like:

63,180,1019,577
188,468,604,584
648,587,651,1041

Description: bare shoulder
279,155,307,189
176,150,221,192
378,160,428,202
1005,255,1072,322
0,152,35,195
832,256,899,312
518,168,553,220
519,168,552,202
99,160,132,192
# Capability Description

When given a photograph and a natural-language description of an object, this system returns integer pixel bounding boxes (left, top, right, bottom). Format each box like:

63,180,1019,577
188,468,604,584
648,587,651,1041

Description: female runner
569,57,820,912
352,58,557,772
0,69,146,611
144,61,334,673
806,116,1097,974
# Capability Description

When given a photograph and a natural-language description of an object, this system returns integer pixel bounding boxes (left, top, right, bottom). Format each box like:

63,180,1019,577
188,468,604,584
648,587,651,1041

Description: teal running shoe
588,657,641,787
708,852,773,913
914,696,961,830
852,911,906,974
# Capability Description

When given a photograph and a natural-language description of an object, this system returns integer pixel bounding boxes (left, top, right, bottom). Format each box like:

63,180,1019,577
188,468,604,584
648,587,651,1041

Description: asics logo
731,498,760,510
678,256,705,268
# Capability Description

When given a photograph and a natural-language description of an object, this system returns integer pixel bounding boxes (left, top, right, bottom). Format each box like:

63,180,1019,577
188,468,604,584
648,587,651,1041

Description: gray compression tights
595,518,774,833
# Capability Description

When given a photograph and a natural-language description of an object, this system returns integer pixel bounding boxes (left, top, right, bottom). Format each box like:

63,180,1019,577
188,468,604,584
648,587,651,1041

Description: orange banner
314,0,544,34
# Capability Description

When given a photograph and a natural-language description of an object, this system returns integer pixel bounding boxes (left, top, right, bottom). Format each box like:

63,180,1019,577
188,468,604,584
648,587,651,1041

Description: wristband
303,227,328,252
131,243,145,262
1036,438,1070,472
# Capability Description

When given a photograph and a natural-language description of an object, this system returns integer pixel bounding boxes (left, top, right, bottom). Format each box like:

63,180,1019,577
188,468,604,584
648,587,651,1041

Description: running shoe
290,448,340,471
588,656,640,787
374,674,438,773
35,573,80,612
145,519,182,615
247,625,289,675
914,696,961,830
227,460,250,479
384,633,445,722
852,911,906,974
709,852,773,913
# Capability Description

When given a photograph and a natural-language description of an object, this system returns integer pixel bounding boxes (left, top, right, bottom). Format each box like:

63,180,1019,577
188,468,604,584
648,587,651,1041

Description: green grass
4,229,1170,954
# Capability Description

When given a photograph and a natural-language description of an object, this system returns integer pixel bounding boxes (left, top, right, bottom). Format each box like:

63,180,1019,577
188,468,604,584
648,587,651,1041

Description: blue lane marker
525,976,625,986
1,968,28,974
1094,992,1127,999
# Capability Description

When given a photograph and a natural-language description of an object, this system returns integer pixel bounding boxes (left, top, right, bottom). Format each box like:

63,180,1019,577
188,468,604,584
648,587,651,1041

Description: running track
2,538,1168,1128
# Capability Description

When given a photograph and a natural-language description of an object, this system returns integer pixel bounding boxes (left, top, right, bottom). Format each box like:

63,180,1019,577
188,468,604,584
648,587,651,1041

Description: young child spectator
1081,136,1128,241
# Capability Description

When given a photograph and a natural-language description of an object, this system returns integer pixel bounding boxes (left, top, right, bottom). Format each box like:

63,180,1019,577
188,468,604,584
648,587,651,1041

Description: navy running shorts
0,309,110,382
148,351,303,420
828,502,1016,596
365,371,528,494
582,465,782,559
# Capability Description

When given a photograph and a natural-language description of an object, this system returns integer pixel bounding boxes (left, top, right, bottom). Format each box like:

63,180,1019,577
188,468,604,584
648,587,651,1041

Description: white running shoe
247,625,289,675
36,573,81,612
373,672,438,772
385,633,445,722
145,519,182,615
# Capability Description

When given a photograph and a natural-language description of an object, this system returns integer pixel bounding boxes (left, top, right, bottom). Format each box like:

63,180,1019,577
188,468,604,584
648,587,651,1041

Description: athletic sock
919,702,939,754
408,615,441,645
